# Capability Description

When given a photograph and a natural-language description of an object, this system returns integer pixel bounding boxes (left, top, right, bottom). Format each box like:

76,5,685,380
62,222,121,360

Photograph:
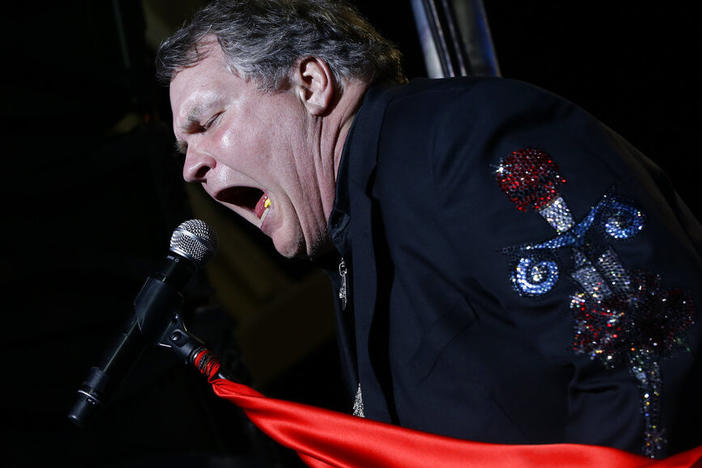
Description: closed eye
202,112,222,130
180,111,222,138
173,112,221,156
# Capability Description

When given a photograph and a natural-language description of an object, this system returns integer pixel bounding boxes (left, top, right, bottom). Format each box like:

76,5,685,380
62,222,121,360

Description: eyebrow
185,103,209,126
174,102,212,155
175,139,188,154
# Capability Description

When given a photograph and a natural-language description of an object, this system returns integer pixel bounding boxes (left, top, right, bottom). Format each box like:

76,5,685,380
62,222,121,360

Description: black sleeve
421,78,702,455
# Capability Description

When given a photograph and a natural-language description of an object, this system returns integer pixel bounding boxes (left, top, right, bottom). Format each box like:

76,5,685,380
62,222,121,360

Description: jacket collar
327,82,399,423
329,83,395,255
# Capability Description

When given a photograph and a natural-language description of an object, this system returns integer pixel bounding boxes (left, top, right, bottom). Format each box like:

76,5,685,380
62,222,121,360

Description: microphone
68,219,217,428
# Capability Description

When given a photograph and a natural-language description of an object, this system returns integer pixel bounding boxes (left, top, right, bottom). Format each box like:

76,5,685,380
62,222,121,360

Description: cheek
218,127,235,151
212,123,262,171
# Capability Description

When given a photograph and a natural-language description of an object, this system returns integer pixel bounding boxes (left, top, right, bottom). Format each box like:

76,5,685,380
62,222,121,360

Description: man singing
156,0,702,459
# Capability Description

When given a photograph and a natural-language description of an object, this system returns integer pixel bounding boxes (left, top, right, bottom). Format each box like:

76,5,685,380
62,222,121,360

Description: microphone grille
169,219,217,266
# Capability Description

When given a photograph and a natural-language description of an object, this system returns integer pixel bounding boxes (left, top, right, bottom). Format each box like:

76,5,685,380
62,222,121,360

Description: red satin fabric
209,378,702,468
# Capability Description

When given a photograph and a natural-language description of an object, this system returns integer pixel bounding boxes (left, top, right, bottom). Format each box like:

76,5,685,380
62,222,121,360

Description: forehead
169,43,243,122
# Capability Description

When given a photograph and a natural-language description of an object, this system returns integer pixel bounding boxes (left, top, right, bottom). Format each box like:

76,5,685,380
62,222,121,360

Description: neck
331,79,368,182
315,79,368,219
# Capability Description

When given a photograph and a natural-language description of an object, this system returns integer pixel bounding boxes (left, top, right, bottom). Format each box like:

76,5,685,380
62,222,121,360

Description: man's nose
182,148,216,183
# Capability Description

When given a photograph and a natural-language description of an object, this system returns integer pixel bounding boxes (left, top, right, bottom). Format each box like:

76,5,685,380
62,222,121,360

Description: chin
272,229,331,260
272,232,307,259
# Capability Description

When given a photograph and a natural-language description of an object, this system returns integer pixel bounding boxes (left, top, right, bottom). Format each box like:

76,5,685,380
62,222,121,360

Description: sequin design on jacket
495,147,695,458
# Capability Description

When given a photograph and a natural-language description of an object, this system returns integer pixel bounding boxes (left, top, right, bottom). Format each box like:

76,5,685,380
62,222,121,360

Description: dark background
1,1,699,467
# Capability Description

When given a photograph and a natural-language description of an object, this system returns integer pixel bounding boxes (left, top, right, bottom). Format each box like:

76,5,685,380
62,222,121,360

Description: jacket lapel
344,84,398,422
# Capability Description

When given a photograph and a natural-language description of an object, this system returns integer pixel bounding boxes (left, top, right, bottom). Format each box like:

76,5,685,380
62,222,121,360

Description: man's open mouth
215,186,270,219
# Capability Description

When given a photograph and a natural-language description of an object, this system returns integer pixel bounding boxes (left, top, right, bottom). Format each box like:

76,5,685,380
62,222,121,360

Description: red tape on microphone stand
192,350,702,468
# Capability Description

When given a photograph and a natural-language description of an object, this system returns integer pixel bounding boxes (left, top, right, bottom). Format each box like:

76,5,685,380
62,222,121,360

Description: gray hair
156,0,407,91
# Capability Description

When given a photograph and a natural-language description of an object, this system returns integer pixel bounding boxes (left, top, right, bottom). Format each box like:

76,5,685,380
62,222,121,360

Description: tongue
254,193,269,219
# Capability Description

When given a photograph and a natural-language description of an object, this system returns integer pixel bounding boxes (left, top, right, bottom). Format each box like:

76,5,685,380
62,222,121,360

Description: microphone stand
160,312,296,467
156,312,230,381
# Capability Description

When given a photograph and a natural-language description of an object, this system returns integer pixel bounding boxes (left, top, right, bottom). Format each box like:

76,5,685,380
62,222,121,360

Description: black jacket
327,77,702,458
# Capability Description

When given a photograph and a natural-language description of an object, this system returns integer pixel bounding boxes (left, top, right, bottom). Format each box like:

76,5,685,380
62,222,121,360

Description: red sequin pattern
496,148,566,211
570,271,695,365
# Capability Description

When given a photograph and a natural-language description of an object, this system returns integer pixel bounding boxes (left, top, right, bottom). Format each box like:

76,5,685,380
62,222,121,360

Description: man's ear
293,57,335,116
